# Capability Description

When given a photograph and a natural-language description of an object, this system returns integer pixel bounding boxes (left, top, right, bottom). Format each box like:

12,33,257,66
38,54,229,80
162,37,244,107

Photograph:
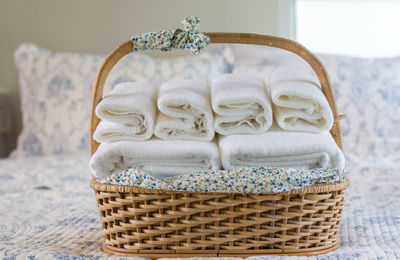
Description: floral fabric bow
131,16,210,55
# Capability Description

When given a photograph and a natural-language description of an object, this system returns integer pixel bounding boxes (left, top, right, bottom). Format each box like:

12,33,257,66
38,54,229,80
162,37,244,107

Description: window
296,0,400,57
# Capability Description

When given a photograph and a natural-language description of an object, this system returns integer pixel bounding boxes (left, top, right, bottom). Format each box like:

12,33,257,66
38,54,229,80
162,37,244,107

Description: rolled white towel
211,73,273,135
219,125,344,170
154,79,214,141
89,139,221,179
95,82,157,140
94,121,147,143
270,67,334,133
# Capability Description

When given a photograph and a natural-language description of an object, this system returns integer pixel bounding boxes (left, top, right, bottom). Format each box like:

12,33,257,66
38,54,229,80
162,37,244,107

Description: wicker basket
90,33,348,258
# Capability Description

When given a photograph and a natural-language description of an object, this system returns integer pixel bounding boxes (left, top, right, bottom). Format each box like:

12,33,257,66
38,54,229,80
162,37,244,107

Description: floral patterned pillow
319,54,400,138
319,54,400,161
12,43,230,157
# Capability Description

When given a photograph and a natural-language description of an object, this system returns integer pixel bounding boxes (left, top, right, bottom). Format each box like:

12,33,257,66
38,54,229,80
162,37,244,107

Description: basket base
102,241,339,258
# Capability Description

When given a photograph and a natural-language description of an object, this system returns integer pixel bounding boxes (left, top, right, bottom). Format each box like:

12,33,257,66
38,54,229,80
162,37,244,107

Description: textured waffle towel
211,73,273,135
154,79,214,141
89,139,221,179
270,67,334,133
219,126,345,170
94,82,157,142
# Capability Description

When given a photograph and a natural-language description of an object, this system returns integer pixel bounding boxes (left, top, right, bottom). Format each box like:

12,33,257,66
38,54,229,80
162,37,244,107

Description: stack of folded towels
90,67,345,180
90,80,220,179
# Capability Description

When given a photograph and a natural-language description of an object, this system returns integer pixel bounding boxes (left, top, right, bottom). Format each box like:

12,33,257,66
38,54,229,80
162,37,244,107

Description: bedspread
1,154,400,259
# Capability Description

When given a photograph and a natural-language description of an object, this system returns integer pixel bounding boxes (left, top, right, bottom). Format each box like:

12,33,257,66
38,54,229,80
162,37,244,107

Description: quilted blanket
1,153,400,259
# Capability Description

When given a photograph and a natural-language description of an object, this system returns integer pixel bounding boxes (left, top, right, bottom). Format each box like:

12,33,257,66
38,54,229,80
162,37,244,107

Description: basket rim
90,176,349,195
102,241,339,257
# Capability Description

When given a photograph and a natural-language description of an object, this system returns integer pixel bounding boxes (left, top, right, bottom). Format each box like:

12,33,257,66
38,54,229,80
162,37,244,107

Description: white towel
270,67,334,133
89,139,221,179
95,82,157,140
154,79,214,141
211,73,273,135
94,121,148,143
219,126,345,170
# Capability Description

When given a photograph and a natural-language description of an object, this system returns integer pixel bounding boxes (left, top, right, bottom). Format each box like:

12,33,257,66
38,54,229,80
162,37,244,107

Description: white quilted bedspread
1,153,400,260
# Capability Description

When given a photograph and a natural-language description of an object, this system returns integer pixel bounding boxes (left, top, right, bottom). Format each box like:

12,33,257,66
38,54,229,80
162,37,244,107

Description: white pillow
13,43,229,157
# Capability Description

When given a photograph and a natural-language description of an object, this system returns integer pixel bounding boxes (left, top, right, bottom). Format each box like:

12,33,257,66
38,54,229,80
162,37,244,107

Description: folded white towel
154,79,214,141
89,139,221,178
95,82,157,140
211,73,273,135
93,121,147,143
270,67,334,133
219,126,344,170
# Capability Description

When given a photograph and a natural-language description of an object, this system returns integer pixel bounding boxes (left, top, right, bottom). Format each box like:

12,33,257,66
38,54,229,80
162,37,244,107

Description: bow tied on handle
182,16,201,32
131,16,210,55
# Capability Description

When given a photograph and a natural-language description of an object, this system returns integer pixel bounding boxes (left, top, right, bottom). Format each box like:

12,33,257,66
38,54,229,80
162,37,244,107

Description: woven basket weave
90,33,348,258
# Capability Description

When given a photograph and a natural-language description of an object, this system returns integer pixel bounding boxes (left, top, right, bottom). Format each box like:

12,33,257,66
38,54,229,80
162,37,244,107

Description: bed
1,45,400,259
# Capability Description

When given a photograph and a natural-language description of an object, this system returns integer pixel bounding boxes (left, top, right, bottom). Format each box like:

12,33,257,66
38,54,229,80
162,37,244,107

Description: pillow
319,54,400,139
13,43,230,157
319,54,400,160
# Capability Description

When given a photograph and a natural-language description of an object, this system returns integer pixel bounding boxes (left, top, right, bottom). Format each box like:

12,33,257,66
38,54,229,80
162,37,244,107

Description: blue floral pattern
98,167,347,193
131,16,210,55
319,54,400,138
319,54,400,165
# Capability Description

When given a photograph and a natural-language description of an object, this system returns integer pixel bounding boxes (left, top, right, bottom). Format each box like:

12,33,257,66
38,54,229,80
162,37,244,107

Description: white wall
296,0,400,57
0,0,294,150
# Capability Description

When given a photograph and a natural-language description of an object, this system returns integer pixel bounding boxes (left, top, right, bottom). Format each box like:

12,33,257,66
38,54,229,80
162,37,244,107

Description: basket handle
90,32,343,155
